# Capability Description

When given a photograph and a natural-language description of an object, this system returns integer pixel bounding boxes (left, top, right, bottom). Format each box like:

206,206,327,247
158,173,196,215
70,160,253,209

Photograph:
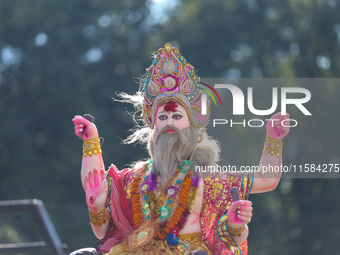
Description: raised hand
72,115,99,141
227,200,253,228
266,112,290,141
85,168,107,211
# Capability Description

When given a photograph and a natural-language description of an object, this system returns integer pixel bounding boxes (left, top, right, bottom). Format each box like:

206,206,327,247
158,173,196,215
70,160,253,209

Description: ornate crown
142,43,211,128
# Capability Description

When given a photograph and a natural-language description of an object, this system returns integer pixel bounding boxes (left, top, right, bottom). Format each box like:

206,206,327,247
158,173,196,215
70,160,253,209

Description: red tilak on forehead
164,100,178,112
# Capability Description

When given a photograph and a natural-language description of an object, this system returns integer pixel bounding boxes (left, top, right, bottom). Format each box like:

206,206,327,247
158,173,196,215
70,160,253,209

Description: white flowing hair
113,75,154,145
114,90,153,145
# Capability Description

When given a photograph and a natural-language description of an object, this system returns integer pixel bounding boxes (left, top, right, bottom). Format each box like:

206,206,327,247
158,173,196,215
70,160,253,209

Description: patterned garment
96,165,253,255
200,173,253,254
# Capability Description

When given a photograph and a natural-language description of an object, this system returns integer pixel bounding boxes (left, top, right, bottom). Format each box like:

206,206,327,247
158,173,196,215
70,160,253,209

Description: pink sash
99,165,134,253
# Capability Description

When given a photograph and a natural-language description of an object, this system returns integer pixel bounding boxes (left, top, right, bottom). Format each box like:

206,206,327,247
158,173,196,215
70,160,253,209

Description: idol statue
71,43,290,255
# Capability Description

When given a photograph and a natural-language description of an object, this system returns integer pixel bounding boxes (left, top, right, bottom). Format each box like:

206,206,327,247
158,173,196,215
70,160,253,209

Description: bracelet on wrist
89,207,110,226
263,136,282,158
83,137,102,158
227,221,245,237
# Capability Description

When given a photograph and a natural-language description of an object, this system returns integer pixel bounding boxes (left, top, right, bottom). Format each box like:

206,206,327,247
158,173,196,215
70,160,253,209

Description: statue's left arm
251,112,290,194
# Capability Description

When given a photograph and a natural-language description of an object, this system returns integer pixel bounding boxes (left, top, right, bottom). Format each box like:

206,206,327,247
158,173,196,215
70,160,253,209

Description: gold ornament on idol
89,207,110,226
83,137,102,158
262,137,282,158
227,221,245,237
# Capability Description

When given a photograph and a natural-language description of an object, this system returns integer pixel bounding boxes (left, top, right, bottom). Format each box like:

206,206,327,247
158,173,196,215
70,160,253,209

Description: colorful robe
95,164,253,255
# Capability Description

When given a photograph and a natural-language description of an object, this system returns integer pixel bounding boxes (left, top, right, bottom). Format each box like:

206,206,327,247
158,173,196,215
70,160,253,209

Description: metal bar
33,201,66,255
0,199,36,213
0,241,49,254
0,199,68,255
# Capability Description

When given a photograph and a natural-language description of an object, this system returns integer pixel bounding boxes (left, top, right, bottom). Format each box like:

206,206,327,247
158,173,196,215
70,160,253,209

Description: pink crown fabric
142,43,211,128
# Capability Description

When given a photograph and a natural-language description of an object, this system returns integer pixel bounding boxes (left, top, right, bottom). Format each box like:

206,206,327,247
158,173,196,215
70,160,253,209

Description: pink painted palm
85,168,107,211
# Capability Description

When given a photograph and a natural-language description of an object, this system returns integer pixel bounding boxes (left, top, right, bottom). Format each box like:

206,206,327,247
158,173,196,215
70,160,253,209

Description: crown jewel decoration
142,43,211,128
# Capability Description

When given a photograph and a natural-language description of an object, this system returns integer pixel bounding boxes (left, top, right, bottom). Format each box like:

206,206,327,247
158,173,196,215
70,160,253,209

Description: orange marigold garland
130,159,199,245
157,172,192,239
131,176,143,228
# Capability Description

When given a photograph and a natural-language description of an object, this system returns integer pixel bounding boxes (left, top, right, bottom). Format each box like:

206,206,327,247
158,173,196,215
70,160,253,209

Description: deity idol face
156,101,190,134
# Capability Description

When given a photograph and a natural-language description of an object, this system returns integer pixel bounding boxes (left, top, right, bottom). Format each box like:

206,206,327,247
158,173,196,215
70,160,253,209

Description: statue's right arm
73,115,109,239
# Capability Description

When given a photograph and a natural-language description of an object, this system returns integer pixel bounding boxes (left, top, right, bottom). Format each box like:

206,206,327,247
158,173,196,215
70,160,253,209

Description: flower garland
177,175,199,229
131,176,143,228
131,159,199,244
131,160,154,228
157,171,192,240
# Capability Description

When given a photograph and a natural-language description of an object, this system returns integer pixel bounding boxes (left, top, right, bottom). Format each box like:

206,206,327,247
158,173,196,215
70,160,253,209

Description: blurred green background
0,0,339,254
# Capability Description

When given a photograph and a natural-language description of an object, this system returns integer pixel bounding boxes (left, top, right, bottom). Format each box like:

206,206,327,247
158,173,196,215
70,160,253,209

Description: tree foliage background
0,0,339,254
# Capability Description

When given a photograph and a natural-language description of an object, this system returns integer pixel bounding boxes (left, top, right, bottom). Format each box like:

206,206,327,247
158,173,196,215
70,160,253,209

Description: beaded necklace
130,159,199,247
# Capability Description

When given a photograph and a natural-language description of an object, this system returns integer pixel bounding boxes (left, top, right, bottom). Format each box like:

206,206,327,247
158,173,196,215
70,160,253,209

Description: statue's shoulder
202,172,244,192
124,160,150,181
